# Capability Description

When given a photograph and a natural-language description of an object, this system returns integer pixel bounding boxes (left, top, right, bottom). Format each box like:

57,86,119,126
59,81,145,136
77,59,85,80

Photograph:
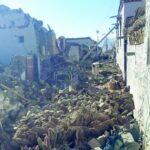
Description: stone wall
116,0,150,149
123,0,150,149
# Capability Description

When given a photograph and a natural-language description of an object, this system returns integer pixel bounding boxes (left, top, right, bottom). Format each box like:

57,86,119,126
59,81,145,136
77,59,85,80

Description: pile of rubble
0,60,141,150
0,64,54,145
0,73,53,105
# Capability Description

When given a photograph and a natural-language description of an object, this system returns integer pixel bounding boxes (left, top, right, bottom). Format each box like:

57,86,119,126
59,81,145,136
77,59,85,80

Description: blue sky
0,0,120,40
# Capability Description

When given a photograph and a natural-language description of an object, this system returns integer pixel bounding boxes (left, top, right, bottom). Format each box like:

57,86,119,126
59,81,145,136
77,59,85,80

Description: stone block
88,138,101,149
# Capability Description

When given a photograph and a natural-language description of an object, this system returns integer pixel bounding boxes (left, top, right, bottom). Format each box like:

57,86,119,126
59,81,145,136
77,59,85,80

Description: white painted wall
127,43,145,112
116,0,145,79
134,1,150,148
116,5,125,78
117,0,150,149
0,8,37,65
68,45,80,62
127,41,150,149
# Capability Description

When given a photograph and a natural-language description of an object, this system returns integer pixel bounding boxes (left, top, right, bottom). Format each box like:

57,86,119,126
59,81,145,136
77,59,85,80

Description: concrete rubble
0,52,143,150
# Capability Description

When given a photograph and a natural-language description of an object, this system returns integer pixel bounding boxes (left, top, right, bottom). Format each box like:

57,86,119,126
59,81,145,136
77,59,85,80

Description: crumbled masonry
0,54,142,150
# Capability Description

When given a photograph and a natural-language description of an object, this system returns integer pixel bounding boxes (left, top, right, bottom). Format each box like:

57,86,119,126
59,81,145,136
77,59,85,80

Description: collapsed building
43,37,101,89
0,5,100,86
116,0,150,149
0,58,142,150
0,3,145,150
0,5,58,81
57,36,101,62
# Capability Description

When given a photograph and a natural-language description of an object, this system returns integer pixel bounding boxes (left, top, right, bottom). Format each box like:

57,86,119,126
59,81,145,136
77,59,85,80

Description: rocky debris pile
92,62,121,85
3,61,141,150
42,54,80,90
0,65,54,147
0,72,53,105
0,77,53,121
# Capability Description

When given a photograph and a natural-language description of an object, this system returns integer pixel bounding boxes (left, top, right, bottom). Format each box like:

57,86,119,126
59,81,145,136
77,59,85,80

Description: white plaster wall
125,1,150,149
68,45,79,62
126,54,135,93
0,11,37,65
117,39,125,77
139,1,150,148
116,6,125,77
127,43,145,112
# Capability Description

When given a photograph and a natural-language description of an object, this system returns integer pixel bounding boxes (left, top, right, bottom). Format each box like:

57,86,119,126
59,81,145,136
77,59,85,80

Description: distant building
65,37,97,47
0,5,58,64
58,37,97,62
116,0,150,149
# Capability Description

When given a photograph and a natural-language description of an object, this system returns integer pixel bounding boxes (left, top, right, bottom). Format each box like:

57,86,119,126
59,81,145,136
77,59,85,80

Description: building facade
0,5,59,80
116,0,150,149
0,5,58,64
61,37,97,62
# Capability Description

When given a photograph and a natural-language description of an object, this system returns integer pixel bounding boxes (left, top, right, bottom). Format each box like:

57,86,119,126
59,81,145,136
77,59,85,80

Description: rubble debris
0,46,142,150
0,63,54,146
0,59,141,150
88,138,101,149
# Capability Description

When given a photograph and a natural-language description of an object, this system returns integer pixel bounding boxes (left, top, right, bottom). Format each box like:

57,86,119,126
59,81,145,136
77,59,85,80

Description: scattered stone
114,139,123,150
94,147,102,150
125,142,140,150
120,132,134,143
88,138,101,149
97,132,109,147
